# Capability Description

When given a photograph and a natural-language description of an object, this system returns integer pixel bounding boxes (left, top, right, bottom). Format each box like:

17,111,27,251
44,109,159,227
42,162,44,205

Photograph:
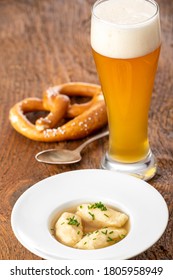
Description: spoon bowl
35,130,109,164
36,149,82,164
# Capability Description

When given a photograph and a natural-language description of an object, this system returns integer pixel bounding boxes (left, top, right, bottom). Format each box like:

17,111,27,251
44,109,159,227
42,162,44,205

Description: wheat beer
91,0,161,179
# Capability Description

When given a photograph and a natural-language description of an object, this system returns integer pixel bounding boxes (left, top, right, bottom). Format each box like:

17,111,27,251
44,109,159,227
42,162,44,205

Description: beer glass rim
92,0,159,28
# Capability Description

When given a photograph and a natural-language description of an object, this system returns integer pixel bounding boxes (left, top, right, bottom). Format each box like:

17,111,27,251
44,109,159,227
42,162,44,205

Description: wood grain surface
0,0,172,260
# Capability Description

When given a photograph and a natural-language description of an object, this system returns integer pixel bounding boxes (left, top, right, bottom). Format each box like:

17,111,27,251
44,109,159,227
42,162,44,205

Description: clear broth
50,203,130,249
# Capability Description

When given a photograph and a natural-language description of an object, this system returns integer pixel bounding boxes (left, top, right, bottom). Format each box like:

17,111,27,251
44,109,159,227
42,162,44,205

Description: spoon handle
75,130,109,153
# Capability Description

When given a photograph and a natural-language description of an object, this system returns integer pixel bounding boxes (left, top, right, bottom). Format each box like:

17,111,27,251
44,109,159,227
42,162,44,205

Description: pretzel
9,82,108,142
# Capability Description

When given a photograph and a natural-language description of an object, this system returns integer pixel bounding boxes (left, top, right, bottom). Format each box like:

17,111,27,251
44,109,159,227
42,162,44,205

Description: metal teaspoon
35,130,109,164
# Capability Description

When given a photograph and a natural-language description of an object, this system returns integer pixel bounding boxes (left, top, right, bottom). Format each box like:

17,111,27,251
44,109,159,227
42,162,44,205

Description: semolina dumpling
55,212,83,247
75,227,127,250
76,202,128,228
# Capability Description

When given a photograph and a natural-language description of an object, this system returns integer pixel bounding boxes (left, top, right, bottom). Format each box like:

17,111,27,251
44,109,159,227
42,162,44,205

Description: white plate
11,169,168,260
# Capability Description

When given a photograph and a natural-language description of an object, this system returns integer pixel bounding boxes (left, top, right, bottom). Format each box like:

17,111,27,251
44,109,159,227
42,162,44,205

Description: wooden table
0,0,172,260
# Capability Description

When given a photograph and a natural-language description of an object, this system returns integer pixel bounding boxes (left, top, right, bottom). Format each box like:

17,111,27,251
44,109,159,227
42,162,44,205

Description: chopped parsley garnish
120,234,126,239
84,232,91,237
77,231,80,235
88,212,95,220
109,231,113,234
104,213,109,217
67,216,80,227
101,230,108,235
79,205,83,208
107,237,114,242
88,202,107,211
84,242,87,245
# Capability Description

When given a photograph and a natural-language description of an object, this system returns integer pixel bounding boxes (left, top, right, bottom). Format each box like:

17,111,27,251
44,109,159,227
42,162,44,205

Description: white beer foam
91,0,161,58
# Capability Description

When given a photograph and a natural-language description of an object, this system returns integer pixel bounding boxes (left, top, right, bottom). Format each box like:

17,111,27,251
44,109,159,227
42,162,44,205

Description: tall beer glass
91,0,161,180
